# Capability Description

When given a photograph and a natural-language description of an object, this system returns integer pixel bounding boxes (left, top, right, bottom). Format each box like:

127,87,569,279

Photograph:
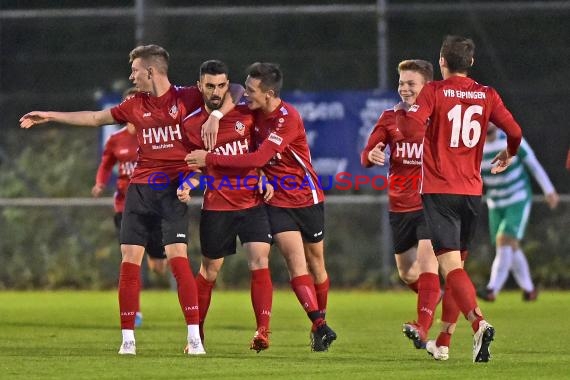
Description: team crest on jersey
169,104,179,119
235,121,246,136
268,132,283,146
409,104,419,112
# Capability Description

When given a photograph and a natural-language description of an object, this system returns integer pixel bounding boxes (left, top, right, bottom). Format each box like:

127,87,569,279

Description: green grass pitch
1,290,569,379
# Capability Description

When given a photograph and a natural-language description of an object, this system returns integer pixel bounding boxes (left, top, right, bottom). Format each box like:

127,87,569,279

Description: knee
201,268,219,282
200,260,223,282
399,269,419,285
121,245,144,264
496,234,519,250
248,255,269,270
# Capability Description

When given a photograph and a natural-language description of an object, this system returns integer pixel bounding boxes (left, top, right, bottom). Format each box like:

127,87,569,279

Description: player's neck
261,97,281,114
443,70,468,80
149,77,172,97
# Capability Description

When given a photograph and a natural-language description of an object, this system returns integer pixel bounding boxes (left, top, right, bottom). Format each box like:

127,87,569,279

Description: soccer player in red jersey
361,59,442,355
20,45,244,356
186,62,337,352
92,87,167,328
395,35,523,362
93,87,168,276
178,60,273,352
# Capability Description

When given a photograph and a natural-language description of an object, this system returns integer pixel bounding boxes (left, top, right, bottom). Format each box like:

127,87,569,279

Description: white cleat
473,320,495,363
426,340,449,361
184,338,206,355
118,340,136,355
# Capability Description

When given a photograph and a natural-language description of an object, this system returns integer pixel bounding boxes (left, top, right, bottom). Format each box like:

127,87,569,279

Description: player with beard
20,45,244,356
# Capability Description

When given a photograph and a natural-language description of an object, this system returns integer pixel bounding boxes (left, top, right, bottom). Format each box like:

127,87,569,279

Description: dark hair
199,60,229,78
129,44,169,73
246,62,283,96
397,59,434,82
440,35,475,73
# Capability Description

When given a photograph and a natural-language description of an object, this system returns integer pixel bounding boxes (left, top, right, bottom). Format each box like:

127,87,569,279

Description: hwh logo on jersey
214,139,249,156
142,124,182,144
394,142,423,159
119,161,136,176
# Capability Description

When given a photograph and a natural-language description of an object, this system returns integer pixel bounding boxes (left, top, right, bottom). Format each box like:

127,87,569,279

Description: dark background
0,1,568,289
1,1,568,194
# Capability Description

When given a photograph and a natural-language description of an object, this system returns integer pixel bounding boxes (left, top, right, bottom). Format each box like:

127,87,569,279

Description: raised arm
20,109,115,129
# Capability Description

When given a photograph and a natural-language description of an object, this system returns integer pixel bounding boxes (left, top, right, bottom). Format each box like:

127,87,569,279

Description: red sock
441,281,460,324
437,282,460,347
169,257,199,325
118,262,141,329
436,332,452,347
196,273,215,325
407,280,419,294
138,269,144,314
290,274,321,323
314,277,330,318
446,268,483,332
417,273,440,330
251,268,273,329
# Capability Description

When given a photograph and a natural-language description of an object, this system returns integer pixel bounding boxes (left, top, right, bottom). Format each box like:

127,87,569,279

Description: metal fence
1,195,568,290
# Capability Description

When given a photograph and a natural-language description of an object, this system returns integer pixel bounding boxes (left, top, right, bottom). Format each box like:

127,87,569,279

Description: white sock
511,249,534,292
487,245,513,294
122,329,135,343
187,324,201,342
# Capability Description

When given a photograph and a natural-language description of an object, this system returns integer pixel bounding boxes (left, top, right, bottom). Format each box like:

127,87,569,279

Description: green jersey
481,133,554,209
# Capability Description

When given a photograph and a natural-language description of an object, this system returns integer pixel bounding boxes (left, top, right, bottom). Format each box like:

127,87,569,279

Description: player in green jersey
478,123,559,302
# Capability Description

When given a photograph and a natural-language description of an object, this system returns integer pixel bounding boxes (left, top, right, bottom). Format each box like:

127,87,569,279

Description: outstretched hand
490,149,512,174
368,142,386,166
19,111,51,129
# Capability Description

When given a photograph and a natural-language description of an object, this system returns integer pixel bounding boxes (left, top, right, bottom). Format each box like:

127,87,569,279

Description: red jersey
95,127,137,212
183,105,262,211
110,86,202,184
361,109,423,212
206,101,324,208
399,76,522,195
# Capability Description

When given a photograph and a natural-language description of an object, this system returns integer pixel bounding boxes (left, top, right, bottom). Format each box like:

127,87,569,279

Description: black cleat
523,289,538,301
311,323,337,352
402,322,427,349
473,320,495,363
477,287,496,302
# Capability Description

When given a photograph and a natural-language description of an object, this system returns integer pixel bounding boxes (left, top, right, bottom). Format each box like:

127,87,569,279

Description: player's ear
470,57,475,67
